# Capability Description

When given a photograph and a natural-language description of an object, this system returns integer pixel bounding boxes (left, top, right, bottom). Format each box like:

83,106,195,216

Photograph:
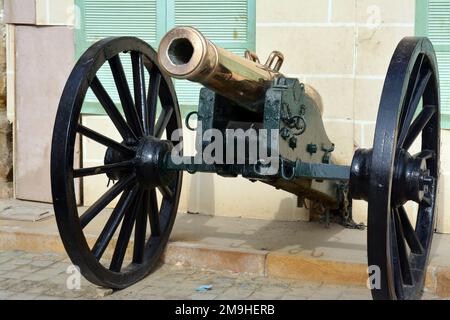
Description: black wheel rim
51,37,183,289
368,37,440,300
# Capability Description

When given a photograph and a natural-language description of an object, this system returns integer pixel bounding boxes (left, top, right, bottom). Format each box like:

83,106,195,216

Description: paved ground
2,200,450,270
0,250,442,300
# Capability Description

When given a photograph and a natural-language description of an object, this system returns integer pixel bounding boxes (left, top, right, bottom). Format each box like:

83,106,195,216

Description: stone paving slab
0,250,444,300
1,200,450,297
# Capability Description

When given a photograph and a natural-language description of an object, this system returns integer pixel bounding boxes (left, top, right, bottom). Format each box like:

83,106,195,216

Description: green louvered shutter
76,0,161,113
417,0,450,128
429,0,450,128
76,0,255,112
167,0,256,107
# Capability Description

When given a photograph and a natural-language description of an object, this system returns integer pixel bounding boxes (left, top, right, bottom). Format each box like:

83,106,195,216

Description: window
416,0,450,129
75,0,256,113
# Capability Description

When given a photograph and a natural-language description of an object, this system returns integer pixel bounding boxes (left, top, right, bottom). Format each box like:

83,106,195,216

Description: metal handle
265,51,284,72
245,50,260,64
185,111,199,131
245,50,261,64
280,158,295,181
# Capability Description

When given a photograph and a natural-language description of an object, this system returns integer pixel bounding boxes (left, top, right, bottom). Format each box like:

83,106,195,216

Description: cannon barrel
157,26,281,112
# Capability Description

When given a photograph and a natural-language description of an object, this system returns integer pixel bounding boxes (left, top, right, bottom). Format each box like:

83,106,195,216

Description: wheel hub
350,148,434,206
105,136,175,189
392,149,434,206
135,136,176,189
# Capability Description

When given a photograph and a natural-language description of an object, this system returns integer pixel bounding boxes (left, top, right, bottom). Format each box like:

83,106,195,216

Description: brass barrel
157,26,280,112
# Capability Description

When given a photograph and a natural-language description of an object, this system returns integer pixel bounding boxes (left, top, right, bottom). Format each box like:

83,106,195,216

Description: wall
440,131,450,233
5,0,76,202
256,0,450,233
12,0,447,232
0,0,12,198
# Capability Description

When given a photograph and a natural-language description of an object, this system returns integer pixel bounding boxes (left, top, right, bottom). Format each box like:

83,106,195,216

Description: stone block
323,120,355,164
4,0,36,24
257,26,355,75
356,26,414,76
257,0,329,23
305,77,354,120
353,79,384,121
436,267,450,298
356,0,416,24
266,252,368,287
331,0,357,23
163,243,266,276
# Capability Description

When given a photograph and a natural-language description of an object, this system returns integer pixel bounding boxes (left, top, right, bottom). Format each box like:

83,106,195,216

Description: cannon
51,26,441,300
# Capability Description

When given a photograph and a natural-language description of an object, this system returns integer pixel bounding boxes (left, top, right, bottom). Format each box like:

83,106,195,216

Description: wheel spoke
158,185,173,201
133,189,148,264
110,188,143,272
398,70,432,148
398,206,424,254
413,149,435,161
92,185,139,260
80,174,136,229
73,160,134,178
403,105,436,150
422,175,436,208
393,208,414,286
77,125,135,157
148,188,161,237
90,76,137,142
147,68,161,135
422,195,432,206
155,106,174,139
109,55,143,137
131,52,146,130
397,55,424,137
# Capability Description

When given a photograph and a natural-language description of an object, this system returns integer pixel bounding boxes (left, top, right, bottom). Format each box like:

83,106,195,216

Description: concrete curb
1,228,449,298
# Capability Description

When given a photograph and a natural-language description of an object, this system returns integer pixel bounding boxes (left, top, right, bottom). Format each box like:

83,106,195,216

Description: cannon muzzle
157,26,282,112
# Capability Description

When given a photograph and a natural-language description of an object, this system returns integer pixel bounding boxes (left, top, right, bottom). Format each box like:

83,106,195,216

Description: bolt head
289,137,298,149
307,143,318,154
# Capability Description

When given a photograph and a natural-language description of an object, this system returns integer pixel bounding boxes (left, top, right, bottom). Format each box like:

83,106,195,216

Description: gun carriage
51,26,441,300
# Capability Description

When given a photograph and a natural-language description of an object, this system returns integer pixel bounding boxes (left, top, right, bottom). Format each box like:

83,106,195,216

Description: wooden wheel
351,37,440,300
51,37,182,289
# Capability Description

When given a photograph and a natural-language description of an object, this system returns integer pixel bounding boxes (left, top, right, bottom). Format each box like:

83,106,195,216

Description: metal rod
295,162,350,181
165,155,350,182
